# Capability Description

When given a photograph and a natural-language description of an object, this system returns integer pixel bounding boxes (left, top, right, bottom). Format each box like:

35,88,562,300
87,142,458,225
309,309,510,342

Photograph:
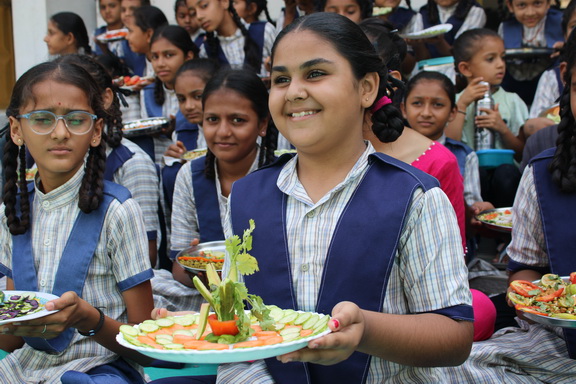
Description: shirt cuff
428,304,474,322
117,268,154,291
147,230,157,241
507,259,550,275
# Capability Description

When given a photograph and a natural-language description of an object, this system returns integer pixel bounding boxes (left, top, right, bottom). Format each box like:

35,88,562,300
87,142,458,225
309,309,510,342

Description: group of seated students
1,0,576,382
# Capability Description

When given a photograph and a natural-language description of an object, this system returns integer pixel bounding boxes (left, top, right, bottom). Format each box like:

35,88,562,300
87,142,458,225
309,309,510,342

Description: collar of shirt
277,141,374,207
218,21,246,43
438,133,447,145
438,3,458,24
215,146,261,203
34,167,84,211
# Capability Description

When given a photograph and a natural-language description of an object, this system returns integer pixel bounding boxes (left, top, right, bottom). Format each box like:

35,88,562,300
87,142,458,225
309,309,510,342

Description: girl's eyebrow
272,58,334,73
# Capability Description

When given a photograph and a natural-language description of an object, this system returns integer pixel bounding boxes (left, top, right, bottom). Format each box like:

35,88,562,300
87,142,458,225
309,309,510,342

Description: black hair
175,58,220,86
549,27,576,192
133,5,169,34
452,28,501,92
562,0,576,37
3,61,108,235
50,12,92,55
244,0,276,25
316,0,373,21
359,17,407,72
204,1,262,73
426,0,475,25
174,0,187,12
272,13,405,143
96,51,133,78
201,68,277,179
404,71,456,108
150,25,200,106
56,54,124,148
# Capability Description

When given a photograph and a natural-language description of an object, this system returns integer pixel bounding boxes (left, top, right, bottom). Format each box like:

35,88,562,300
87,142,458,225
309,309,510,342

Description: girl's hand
551,41,564,59
0,292,94,339
470,201,495,226
164,141,187,159
151,308,197,320
458,77,488,109
475,104,506,133
277,301,364,366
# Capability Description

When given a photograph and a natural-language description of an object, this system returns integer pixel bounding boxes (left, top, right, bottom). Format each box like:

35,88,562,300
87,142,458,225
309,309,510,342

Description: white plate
0,291,60,325
116,325,331,364
176,241,225,273
122,117,170,138
119,76,155,91
401,24,453,40
96,28,128,42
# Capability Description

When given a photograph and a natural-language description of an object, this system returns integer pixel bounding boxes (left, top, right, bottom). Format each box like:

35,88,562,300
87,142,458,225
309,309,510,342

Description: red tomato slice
535,287,564,302
510,280,542,297
570,272,576,285
207,314,239,336
515,304,548,316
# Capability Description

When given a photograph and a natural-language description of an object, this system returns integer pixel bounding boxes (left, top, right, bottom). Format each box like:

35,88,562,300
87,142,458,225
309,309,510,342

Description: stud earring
92,139,97,144
17,138,23,145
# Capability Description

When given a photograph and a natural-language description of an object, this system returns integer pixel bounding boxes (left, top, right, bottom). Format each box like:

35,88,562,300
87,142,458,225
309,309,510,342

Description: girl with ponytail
190,0,275,76
0,61,153,383
150,12,473,384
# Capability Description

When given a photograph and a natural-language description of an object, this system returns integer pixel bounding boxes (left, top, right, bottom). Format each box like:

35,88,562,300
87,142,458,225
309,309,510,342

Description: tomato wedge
535,287,564,302
570,272,576,285
515,304,547,316
207,314,239,336
510,280,542,297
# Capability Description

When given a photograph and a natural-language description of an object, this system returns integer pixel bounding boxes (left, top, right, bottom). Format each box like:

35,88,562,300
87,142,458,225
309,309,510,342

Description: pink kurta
412,141,466,253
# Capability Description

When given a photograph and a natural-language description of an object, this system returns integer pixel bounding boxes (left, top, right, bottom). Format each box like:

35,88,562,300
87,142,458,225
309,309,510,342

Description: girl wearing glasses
0,61,154,383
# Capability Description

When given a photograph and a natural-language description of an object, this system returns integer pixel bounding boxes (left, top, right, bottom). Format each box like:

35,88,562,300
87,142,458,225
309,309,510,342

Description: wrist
77,305,105,337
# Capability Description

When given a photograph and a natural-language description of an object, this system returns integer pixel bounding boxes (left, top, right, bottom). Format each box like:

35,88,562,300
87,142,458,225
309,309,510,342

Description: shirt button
39,279,46,287
42,201,50,209
306,211,315,218
301,263,309,272
44,238,51,246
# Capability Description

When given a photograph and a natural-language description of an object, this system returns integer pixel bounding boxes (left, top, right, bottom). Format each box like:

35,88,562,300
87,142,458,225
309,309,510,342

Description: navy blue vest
196,21,266,70
502,8,563,49
230,153,440,384
12,181,131,353
443,138,473,177
531,147,576,359
175,118,199,152
104,144,134,181
388,7,416,31
120,39,146,77
191,157,224,243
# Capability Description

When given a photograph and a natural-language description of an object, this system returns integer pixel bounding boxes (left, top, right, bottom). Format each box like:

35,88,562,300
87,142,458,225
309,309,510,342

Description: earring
92,139,97,144
16,138,23,146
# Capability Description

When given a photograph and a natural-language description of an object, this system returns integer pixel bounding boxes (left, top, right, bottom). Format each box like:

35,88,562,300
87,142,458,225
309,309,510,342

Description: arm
445,78,488,141
475,104,525,159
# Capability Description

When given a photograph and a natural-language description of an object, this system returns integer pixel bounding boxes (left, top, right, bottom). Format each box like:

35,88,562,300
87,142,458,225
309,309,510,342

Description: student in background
94,0,124,56
118,0,151,77
175,0,203,41
317,0,372,23
44,12,92,57
410,0,486,60
233,0,277,25
0,60,153,384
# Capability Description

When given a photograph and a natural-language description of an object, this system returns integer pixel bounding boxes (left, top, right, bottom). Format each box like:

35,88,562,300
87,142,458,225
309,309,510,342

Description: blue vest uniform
230,153,471,383
444,137,473,177
501,8,563,49
104,144,135,182
388,8,416,31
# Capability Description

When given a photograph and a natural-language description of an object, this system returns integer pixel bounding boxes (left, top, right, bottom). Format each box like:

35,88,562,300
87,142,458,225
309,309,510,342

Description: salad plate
476,208,512,233
0,291,60,325
116,311,331,364
122,117,170,138
176,241,226,274
401,24,453,40
96,28,128,43
181,148,208,161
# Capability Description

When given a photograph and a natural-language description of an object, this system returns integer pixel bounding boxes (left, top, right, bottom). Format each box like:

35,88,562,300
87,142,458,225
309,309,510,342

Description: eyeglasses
16,110,97,135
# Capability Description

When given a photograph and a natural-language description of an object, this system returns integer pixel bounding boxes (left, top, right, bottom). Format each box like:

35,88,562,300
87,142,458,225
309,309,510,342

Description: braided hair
150,25,199,107
3,61,109,235
201,68,277,179
245,0,276,25
426,0,475,25
204,0,262,73
56,54,124,148
273,13,405,143
549,28,576,192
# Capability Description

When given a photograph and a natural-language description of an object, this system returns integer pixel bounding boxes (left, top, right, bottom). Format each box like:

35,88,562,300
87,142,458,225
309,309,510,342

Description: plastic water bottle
474,81,495,150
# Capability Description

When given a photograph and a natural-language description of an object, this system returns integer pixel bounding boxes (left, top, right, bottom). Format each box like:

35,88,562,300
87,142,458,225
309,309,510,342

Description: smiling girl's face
203,88,266,164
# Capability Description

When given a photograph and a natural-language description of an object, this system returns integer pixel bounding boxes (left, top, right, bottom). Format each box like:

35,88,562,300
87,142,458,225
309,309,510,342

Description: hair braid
2,139,31,235
258,121,278,167
106,89,124,148
204,149,217,180
371,71,405,143
79,143,107,213
549,79,576,192
229,6,262,73
205,31,222,63
154,77,166,106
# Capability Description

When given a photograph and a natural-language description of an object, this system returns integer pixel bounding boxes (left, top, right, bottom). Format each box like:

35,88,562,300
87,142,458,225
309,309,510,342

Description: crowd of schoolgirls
1,0,576,382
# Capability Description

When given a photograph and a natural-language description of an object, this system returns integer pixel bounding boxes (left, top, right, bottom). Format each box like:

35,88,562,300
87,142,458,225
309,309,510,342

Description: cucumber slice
294,312,312,325
164,343,185,350
155,337,174,345
313,315,330,332
174,314,196,326
302,314,320,330
155,318,175,328
273,323,286,331
139,323,159,333
280,327,301,336
119,324,138,338
173,329,194,337
282,332,301,342
269,307,284,322
123,335,143,347
196,303,210,340
142,319,157,325
279,311,298,324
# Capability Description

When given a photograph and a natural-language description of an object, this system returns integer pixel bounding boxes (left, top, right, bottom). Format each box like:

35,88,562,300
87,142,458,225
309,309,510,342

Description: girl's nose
285,81,307,102
51,119,70,140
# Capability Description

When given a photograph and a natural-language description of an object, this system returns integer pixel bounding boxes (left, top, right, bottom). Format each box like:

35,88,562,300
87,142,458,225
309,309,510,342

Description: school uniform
443,149,576,382
529,66,563,118
197,20,276,77
0,168,153,383
152,153,259,311
387,7,417,35
106,138,160,243
415,2,486,58
439,135,482,205
218,143,472,383
93,25,124,57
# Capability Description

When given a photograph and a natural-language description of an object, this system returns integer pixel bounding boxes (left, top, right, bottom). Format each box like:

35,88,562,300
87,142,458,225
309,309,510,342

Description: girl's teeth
291,111,315,117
